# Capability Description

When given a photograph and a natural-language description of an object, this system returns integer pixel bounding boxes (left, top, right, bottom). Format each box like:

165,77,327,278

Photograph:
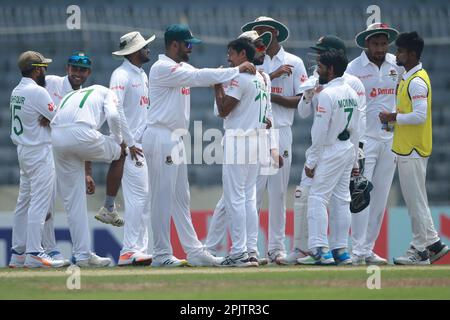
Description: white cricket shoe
118,251,152,266
393,246,430,265
219,252,258,268
351,254,366,266
95,206,124,227
24,252,66,268
76,253,112,268
9,251,25,268
151,255,188,267
268,249,286,265
278,248,307,265
297,247,335,265
47,250,71,267
187,250,224,267
248,251,268,266
365,252,388,265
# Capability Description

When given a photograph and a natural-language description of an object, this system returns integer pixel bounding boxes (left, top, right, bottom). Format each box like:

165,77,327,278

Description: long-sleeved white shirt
297,72,366,143
346,51,403,141
10,77,56,146
305,77,360,169
147,54,239,131
261,46,307,128
396,63,428,125
110,59,148,147
396,62,429,159
51,84,122,143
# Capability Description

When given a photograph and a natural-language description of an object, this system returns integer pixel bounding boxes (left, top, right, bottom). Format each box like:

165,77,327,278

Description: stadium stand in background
1,0,449,203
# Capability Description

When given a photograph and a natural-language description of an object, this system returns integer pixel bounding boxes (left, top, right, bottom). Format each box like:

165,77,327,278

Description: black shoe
427,240,450,264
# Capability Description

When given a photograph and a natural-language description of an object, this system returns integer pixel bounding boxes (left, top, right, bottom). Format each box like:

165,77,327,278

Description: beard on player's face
317,64,330,85
36,68,46,87
139,47,150,64
177,44,190,63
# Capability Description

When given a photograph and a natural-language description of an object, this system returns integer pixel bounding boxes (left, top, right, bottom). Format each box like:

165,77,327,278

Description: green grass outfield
1,265,449,300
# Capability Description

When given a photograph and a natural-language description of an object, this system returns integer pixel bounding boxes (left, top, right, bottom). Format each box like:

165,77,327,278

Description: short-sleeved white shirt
222,72,270,133
261,47,307,128
346,51,403,141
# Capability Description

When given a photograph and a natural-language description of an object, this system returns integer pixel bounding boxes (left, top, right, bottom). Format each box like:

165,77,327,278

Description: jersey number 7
60,88,95,110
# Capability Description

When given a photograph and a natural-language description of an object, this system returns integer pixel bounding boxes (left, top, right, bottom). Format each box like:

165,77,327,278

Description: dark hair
395,31,424,59
318,50,348,77
21,67,36,77
227,38,256,63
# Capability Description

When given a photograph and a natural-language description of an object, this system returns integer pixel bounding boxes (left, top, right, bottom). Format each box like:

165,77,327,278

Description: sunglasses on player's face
255,45,266,53
184,41,193,49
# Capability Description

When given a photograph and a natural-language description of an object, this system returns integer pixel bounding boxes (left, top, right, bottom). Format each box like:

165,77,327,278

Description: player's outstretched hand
129,145,143,161
238,61,256,74
85,175,96,194
270,64,293,80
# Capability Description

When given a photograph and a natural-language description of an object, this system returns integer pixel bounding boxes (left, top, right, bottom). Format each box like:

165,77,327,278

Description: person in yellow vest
379,31,449,265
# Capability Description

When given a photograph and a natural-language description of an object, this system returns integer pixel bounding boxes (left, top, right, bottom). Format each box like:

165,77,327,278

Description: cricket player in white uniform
51,84,124,267
280,35,367,265
346,23,403,265
297,50,360,265
205,31,275,264
241,17,308,263
41,51,93,264
144,24,256,267
105,31,155,266
379,31,449,264
212,36,279,267
9,51,65,268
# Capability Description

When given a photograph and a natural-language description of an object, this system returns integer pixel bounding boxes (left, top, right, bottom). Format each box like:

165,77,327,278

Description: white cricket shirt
305,77,360,169
262,46,307,128
45,75,74,106
50,84,122,142
346,51,403,141
110,59,149,147
10,77,56,146
147,54,239,131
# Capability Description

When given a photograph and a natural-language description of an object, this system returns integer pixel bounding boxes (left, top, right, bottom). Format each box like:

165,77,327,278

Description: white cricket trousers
351,137,396,257
142,125,204,259
12,144,55,254
121,143,152,255
51,125,121,261
205,195,228,255
398,156,439,251
256,126,292,254
308,141,354,250
222,135,259,256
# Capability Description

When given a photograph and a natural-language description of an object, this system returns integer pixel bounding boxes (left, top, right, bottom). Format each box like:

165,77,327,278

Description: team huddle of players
8,16,449,268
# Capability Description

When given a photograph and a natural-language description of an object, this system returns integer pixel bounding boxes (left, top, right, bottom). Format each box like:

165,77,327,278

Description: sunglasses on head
68,55,92,66
31,63,48,71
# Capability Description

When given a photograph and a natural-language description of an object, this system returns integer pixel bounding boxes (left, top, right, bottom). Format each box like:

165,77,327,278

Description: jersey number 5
11,104,23,136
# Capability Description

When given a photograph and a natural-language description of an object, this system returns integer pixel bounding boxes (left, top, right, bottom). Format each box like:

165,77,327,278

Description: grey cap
17,51,52,72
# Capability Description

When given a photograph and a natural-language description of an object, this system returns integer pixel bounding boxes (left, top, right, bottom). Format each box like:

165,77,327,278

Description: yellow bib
392,68,432,157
